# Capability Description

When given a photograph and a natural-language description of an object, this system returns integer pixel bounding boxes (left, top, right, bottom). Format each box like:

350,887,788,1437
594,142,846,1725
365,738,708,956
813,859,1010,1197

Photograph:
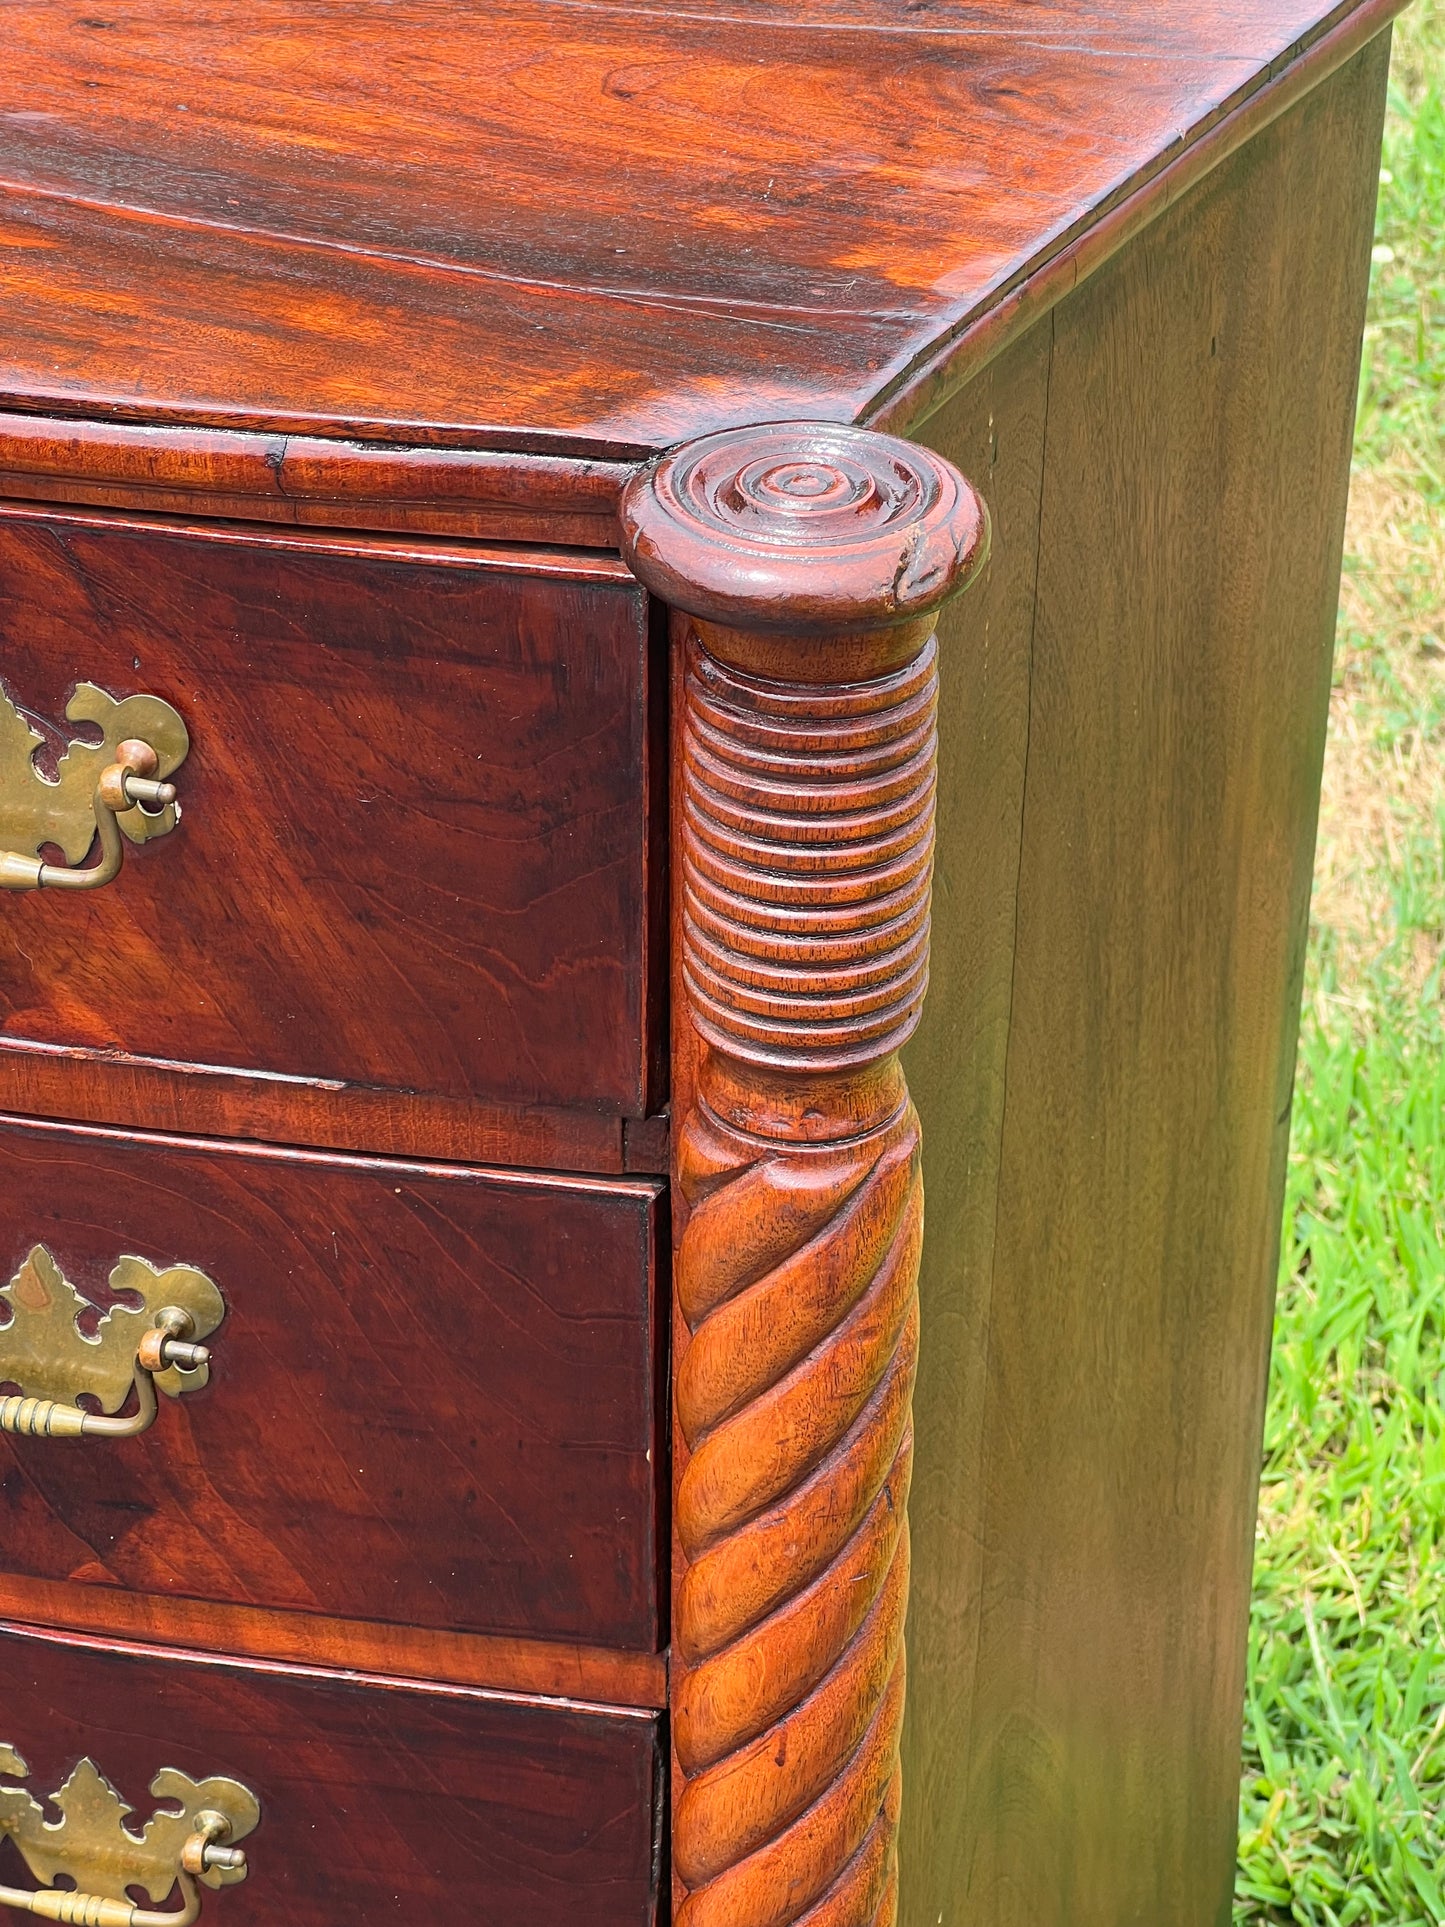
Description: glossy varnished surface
0,1572,668,1708
0,0,1406,452
0,15,1399,1925
626,428,986,1927
0,1622,664,1926
0,1116,663,1650
0,417,632,548
0,506,659,1119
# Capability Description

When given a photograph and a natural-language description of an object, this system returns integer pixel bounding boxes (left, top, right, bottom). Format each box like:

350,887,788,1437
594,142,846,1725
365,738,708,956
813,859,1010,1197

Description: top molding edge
0,0,1405,539
863,0,1409,435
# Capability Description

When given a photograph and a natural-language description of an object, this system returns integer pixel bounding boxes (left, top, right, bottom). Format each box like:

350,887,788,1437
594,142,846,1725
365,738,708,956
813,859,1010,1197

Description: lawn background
1233,4,1445,1919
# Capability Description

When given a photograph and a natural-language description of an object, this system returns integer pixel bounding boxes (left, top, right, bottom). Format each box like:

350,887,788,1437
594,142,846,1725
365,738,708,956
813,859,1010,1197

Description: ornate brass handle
0,1248,224,1442
0,682,190,894
1,1747,258,1925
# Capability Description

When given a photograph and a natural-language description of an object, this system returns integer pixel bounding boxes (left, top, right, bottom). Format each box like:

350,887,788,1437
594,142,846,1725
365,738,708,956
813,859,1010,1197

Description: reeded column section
622,423,987,1927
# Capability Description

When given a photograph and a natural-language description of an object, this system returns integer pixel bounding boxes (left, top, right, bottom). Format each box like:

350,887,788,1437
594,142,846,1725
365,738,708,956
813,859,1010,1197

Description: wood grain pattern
0,1042,633,1175
0,504,661,1120
0,1620,664,1926
0,416,629,547
623,423,986,1927
865,0,1408,437
895,41,1389,1926
0,17,1395,1925
0,1,1406,454
0,1572,668,1708
894,319,1051,1925
0,1114,663,1651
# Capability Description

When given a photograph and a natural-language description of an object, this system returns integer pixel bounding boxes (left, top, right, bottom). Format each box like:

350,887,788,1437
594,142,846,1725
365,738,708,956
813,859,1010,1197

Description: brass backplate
0,1747,258,1902
0,1248,224,1413
0,679,190,861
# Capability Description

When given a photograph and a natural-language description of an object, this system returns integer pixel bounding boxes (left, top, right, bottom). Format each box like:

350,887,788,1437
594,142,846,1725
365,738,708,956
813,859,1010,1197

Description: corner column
623,423,987,1927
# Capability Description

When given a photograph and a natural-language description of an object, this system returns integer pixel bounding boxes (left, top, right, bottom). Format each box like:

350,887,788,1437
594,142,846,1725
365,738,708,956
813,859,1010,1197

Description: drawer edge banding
0,1048,633,1175
0,1578,667,1710
0,1107,663,1200
0,1617,663,1723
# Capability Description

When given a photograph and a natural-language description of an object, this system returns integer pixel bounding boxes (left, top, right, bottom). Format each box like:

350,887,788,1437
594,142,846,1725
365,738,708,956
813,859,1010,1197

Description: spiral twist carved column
622,423,988,1927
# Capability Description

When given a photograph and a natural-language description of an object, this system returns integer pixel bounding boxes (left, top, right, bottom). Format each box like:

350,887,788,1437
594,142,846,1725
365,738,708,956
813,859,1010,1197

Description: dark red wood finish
0,0,1407,454
0,1621,663,1927
0,418,631,548
0,1115,663,1650
0,1574,668,1708
0,11,1401,1926
623,423,987,1927
0,505,660,1119
0,1047,645,1176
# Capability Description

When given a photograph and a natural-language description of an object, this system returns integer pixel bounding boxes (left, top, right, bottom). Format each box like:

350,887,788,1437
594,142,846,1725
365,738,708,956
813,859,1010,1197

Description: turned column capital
620,420,988,682
625,420,988,1101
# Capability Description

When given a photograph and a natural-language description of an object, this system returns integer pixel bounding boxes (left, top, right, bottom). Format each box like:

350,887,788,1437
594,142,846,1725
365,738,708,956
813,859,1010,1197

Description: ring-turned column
622,423,988,1927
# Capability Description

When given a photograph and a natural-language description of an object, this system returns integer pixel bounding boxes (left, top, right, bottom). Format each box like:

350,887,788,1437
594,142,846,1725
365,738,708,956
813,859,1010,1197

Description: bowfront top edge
0,0,1408,479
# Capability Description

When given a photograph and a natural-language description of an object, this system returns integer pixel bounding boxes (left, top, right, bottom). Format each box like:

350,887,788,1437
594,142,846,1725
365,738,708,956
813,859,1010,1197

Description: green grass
1234,6,1445,1922
1355,11,1445,493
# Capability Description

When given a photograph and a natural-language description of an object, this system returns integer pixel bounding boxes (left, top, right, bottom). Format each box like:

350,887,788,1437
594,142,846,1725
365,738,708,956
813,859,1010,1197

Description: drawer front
0,1116,662,1650
0,1623,662,1927
0,504,656,1115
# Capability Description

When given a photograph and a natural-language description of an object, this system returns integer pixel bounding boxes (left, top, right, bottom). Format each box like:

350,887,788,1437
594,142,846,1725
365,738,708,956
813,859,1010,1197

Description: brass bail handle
0,739,179,894
0,1306,211,1442
0,1815,241,1927
0,1249,225,1443
0,683,191,896
0,1749,258,1927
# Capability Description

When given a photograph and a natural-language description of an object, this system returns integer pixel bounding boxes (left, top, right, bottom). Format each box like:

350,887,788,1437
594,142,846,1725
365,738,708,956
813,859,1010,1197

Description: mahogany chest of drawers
0,5,1402,1924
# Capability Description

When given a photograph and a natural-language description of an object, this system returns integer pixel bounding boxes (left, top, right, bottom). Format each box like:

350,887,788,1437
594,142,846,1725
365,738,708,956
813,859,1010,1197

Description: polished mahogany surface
0,13,1399,1927
0,417,634,548
0,0,1404,454
0,1116,663,1649
624,423,988,1927
0,1622,664,1927
0,504,660,1117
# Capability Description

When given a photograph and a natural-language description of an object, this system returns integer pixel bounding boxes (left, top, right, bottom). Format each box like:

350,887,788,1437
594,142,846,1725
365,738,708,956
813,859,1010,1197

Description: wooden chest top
0,0,1387,455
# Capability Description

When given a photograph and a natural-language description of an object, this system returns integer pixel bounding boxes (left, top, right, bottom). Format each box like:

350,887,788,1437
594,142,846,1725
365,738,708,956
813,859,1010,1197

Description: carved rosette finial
623,424,987,1927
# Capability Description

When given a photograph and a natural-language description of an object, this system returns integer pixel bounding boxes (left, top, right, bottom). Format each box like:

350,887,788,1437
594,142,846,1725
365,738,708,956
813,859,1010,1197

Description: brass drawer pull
0,682,189,894
0,1248,224,1442
0,1746,258,1926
